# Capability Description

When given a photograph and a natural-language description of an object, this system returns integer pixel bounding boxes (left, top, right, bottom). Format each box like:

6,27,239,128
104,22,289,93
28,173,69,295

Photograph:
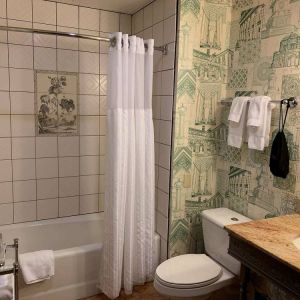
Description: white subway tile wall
132,0,177,262
0,0,131,225
0,0,177,263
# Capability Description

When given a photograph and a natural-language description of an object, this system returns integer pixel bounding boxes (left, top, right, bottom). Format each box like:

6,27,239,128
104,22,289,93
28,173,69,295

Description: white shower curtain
99,33,156,299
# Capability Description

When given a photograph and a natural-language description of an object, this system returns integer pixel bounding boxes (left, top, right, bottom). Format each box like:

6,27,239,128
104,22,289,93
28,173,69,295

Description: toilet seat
155,254,223,289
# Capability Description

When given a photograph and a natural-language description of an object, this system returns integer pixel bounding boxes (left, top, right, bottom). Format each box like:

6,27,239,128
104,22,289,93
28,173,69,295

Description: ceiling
50,0,153,14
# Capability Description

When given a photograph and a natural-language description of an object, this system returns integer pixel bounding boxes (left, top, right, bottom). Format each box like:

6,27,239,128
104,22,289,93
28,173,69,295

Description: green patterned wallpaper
169,0,300,258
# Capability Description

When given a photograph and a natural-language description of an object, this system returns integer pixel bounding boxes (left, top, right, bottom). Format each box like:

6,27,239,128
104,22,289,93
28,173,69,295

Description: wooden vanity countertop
225,214,300,272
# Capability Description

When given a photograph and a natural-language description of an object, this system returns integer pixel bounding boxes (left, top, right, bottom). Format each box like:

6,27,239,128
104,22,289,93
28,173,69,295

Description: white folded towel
263,102,275,147
19,250,54,284
227,96,251,148
0,275,8,288
247,96,274,150
247,95,269,127
0,275,13,300
0,287,13,300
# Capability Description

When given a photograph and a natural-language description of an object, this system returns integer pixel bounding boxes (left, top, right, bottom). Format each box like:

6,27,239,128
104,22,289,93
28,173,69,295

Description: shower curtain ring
110,37,117,47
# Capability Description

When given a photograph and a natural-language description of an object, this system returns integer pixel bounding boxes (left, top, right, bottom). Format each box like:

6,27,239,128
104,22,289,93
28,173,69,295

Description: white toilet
154,208,251,299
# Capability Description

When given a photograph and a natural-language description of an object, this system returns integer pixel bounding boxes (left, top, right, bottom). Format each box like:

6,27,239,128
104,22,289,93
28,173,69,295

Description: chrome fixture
0,26,168,55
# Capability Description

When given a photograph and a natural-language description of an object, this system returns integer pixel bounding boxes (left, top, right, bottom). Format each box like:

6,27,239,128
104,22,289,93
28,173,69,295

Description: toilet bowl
154,208,251,299
154,254,235,299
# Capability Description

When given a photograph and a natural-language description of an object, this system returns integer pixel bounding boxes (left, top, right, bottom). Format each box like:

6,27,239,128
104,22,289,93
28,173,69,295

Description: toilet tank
201,208,251,275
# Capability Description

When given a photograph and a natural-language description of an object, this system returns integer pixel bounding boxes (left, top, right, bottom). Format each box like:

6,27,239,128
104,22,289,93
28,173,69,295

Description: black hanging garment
269,100,290,178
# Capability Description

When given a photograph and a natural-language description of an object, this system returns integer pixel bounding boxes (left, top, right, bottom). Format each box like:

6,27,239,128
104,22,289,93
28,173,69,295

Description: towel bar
221,97,298,108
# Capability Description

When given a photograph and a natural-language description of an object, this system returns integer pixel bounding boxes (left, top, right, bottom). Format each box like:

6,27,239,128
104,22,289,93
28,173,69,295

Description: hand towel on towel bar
19,250,54,284
247,96,275,150
227,96,251,148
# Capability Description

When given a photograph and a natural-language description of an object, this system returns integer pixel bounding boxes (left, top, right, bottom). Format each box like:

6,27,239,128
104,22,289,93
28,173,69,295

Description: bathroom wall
0,0,131,224
169,0,300,257
169,0,232,257
132,0,178,261
225,0,300,221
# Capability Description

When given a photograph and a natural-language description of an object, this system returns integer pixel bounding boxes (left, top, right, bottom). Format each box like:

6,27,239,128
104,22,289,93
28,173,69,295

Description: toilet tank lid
201,208,251,228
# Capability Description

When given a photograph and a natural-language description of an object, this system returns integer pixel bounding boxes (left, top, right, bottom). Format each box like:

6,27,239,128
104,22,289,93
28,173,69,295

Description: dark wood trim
239,264,250,300
228,233,300,298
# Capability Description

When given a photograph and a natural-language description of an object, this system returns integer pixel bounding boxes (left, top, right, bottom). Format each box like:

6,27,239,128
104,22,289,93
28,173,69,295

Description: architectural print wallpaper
170,0,232,257
169,0,300,259
35,71,78,136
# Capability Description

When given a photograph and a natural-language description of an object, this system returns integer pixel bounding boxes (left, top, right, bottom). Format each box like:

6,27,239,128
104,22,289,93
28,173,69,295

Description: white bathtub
0,213,161,300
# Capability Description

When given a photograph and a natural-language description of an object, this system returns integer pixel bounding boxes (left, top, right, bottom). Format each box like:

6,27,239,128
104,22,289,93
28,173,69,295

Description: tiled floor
84,281,240,300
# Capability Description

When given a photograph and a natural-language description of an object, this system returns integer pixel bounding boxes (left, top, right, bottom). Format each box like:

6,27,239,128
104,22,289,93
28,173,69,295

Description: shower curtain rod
0,26,168,55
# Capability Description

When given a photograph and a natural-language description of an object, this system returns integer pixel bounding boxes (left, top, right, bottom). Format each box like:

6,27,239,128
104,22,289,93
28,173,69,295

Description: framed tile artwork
35,70,79,136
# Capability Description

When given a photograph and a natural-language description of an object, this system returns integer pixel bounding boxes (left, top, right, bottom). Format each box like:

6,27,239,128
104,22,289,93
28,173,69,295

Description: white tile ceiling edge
47,0,153,14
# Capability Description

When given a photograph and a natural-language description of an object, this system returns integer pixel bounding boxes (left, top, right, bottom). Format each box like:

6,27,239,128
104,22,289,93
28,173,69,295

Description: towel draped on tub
19,250,55,285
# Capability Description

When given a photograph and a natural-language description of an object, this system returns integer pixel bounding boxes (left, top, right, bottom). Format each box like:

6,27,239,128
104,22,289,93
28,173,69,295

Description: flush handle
231,217,239,221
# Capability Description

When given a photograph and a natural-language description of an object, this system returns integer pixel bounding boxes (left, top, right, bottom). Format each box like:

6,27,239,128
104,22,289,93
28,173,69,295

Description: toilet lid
155,254,223,288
